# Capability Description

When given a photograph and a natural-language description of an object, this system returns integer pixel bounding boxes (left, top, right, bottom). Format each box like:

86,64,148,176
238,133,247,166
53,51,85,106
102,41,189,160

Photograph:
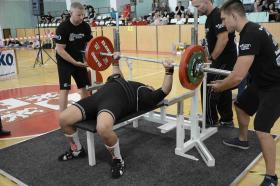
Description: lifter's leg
96,112,124,178
58,105,86,161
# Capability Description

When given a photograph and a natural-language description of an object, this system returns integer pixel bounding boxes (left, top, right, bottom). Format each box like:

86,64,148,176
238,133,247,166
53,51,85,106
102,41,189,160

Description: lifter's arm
111,52,124,77
161,60,174,95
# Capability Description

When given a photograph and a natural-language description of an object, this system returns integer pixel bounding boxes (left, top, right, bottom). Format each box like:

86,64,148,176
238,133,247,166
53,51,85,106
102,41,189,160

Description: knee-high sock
105,139,122,160
64,131,82,151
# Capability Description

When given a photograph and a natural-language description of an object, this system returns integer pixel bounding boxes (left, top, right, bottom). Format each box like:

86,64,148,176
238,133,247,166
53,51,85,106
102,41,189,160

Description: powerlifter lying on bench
57,53,174,179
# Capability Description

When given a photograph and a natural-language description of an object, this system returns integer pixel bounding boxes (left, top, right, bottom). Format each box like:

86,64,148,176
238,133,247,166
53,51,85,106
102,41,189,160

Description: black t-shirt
54,19,92,65
239,22,280,89
104,75,167,111
175,6,185,16
128,81,166,110
205,7,236,58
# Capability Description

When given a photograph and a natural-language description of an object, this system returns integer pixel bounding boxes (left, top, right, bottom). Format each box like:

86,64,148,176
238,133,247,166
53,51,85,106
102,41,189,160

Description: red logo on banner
0,85,79,138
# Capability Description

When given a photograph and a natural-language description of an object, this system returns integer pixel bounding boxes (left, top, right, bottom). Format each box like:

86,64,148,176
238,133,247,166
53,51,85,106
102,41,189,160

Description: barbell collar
100,52,179,67
202,67,231,76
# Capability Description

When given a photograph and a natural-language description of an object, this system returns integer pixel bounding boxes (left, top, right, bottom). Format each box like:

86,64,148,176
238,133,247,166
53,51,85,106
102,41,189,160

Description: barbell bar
99,52,179,67
99,52,230,76
84,36,231,90
196,63,231,76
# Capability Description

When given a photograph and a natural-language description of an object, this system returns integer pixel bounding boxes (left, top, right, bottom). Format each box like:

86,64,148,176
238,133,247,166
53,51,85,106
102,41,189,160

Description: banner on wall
0,49,17,80
0,25,4,46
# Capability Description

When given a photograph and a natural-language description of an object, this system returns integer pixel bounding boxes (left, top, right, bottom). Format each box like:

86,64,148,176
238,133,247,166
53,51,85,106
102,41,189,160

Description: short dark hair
220,0,246,17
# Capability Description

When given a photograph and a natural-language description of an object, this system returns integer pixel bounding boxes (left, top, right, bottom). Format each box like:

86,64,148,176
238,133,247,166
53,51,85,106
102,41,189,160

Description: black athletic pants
200,54,236,126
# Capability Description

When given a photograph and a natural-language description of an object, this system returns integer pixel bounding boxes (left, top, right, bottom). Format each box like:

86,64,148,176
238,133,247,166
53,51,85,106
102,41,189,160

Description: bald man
54,2,93,112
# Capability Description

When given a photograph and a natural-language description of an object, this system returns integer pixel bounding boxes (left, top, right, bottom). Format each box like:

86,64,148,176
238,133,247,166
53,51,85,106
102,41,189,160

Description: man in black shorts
54,2,93,112
192,0,237,127
58,53,174,179
210,1,280,185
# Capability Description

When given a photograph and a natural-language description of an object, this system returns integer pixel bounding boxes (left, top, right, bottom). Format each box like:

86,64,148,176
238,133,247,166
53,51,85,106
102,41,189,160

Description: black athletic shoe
220,121,234,127
0,129,11,136
58,147,87,161
111,159,125,179
223,137,249,150
198,120,219,128
260,175,278,186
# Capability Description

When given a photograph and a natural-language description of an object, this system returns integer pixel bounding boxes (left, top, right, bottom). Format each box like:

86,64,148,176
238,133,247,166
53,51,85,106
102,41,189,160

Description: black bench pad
74,102,165,133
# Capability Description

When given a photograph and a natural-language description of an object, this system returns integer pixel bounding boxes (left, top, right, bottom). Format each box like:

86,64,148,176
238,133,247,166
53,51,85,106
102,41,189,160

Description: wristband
165,66,174,75
112,60,119,66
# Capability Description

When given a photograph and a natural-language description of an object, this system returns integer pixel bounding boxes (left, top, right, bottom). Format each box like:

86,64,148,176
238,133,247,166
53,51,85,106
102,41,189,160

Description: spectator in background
46,12,54,23
254,0,263,12
175,14,185,24
162,10,171,23
61,10,70,22
32,34,40,49
88,6,96,21
110,8,117,19
160,1,170,15
152,1,161,14
151,11,162,25
175,1,185,18
7,35,22,47
268,2,280,21
261,0,269,11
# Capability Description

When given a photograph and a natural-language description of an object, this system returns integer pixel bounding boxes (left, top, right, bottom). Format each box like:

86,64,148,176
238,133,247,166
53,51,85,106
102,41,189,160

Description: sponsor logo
239,43,251,51
69,33,85,42
0,52,14,66
215,24,224,30
56,35,62,40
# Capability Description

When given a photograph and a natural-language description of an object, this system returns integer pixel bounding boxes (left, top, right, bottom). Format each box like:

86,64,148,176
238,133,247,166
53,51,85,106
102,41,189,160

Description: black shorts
72,81,131,122
57,61,89,90
235,85,280,133
234,84,259,116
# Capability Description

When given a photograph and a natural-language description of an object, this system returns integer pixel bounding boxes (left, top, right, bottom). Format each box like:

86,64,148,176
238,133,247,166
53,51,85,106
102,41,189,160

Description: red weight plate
95,71,103,83
85,36,114,71
179,45,206,90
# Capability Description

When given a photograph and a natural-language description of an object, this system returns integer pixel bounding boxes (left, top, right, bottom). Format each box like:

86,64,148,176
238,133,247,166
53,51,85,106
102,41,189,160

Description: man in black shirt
54,2,93,112
210,1,280,185
192,0,237,127
58,53,174,179
175,1,185,17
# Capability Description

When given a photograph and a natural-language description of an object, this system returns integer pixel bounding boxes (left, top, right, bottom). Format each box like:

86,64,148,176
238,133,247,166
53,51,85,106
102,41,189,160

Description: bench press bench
74,91,217,167
75,101,166,166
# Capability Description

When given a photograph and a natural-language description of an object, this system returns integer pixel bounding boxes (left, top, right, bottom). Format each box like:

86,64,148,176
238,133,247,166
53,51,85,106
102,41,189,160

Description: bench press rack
77,70,217,166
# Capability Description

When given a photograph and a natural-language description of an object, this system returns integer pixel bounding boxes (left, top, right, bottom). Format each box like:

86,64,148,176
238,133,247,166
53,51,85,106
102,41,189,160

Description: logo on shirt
69,33,85,42
239,43,251,51
215,24,224,30
55,35,61,40
205,28,209,34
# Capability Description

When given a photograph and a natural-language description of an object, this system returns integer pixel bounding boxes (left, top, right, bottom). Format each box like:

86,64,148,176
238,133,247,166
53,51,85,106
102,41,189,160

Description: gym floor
0,48,279,185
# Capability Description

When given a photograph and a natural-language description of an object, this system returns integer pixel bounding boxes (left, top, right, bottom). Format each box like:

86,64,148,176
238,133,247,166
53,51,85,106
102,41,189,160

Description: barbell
84,36,231,90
